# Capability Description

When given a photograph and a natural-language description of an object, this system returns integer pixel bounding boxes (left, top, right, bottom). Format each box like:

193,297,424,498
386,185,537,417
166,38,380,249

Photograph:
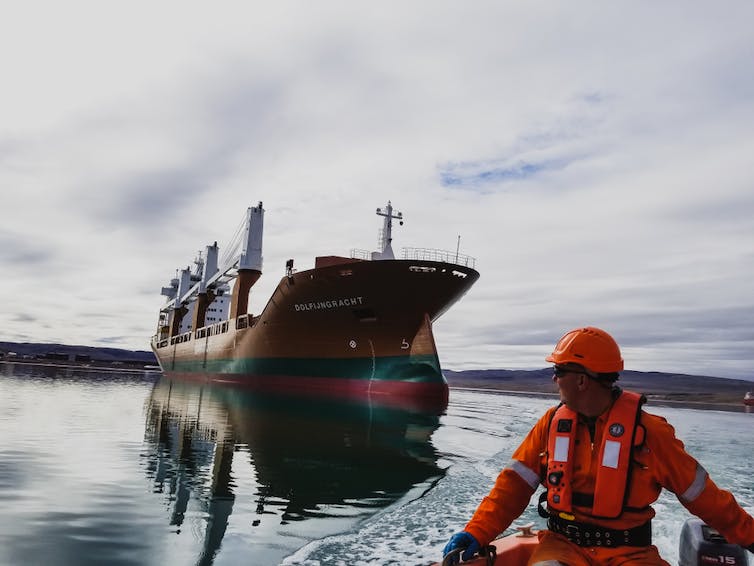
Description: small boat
435,518,750,566
745,392,754,406
438,523,539,566
151,201,479,410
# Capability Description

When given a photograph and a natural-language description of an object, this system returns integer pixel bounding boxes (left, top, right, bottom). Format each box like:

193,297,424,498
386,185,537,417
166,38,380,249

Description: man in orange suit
443,326,754,565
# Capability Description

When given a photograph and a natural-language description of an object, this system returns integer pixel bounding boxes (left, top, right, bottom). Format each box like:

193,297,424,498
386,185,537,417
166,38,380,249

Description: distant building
45,352,72,362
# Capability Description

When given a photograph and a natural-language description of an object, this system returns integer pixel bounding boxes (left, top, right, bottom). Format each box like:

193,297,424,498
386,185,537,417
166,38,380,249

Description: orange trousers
527,531,670,566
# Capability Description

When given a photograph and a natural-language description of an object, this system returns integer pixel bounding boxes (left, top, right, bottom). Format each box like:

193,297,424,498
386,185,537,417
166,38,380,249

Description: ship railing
169,331,192,345
350,246,476,268
195,320,231,339
235,314,259,330
350,248,373,261
401,247,476,268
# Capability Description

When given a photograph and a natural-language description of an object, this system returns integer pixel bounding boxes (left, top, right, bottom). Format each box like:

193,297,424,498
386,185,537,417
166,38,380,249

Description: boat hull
433,528,539,566
152,258,479,410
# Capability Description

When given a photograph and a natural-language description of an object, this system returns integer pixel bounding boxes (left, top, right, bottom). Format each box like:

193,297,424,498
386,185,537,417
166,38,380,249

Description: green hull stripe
166,354,444,383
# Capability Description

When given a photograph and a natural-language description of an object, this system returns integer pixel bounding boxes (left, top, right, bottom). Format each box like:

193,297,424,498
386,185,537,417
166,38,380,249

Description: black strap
547,514,652,547
481,545,497,565
440,544,497,566
538,491,550,518
570,492,650,514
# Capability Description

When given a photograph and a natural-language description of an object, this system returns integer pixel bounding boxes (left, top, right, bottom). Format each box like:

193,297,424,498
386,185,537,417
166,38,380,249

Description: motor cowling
679,518,749,566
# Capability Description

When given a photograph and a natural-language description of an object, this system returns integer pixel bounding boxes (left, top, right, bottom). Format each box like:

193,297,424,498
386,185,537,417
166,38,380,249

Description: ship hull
152,258,479,410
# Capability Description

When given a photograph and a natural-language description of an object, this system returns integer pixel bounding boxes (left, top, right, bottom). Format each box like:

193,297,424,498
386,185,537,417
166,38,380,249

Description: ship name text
294,296,364,312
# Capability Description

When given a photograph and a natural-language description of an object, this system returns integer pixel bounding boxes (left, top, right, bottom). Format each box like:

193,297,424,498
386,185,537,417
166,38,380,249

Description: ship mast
375,201,403,260
229,203,264,319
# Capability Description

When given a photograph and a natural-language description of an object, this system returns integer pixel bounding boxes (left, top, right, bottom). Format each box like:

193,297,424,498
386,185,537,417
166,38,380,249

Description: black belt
547,514,652,547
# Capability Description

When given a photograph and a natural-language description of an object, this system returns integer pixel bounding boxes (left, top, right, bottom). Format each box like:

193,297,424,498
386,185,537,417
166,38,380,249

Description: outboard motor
679,518,749,566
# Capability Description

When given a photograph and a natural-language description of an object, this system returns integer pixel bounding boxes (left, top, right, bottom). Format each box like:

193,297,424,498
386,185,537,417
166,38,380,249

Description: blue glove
442,531,480,564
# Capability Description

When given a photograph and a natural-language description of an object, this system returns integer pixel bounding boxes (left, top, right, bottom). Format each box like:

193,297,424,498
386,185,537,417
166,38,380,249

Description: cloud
439,157,575,187
0,1,753,381
0,229,53,269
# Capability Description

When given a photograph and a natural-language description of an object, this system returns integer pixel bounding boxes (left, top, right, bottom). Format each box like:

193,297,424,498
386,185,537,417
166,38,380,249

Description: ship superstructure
151,201,479,408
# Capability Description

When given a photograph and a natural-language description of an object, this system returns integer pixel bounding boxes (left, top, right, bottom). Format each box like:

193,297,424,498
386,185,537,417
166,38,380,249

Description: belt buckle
565,523,581,542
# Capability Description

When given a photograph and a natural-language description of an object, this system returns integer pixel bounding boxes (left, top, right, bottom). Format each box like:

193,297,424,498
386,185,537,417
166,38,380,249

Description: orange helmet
545,326,624,374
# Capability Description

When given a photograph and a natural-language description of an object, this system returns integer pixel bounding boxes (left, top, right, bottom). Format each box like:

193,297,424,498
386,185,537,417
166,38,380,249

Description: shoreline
0,359,160,374
449,386,753,414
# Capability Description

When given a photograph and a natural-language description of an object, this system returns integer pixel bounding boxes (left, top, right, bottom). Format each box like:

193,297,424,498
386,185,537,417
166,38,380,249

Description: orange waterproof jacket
464,390,754,549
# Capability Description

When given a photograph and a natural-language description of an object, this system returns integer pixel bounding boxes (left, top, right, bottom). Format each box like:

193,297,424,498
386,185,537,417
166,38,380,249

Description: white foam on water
284,392,754,565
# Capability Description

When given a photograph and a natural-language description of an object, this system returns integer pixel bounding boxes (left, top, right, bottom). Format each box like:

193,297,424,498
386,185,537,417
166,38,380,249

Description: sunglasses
553,365,585,378
553,365,600,380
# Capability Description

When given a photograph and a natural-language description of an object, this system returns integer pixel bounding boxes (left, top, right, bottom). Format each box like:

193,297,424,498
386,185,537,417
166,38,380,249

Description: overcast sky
2,1,753,380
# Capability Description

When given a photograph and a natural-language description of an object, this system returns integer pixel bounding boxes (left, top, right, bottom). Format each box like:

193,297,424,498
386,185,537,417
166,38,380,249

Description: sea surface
1,362,752,566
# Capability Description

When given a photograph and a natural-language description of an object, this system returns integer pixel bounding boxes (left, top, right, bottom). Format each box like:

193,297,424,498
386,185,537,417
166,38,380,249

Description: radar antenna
375,201,403,260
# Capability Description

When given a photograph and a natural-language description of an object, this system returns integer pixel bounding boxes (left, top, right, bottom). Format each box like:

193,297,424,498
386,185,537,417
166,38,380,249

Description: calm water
1,362,752,566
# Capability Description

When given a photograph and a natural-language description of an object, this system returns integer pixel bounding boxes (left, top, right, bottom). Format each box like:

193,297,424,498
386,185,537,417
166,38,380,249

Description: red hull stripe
163,371,449,413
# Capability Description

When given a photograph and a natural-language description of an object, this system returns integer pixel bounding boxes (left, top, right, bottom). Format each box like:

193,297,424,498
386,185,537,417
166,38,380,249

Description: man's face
552,365,584,408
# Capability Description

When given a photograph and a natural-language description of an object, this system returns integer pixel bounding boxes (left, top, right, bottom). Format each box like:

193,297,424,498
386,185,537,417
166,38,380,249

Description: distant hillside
444,368,752,406
0,341,156,364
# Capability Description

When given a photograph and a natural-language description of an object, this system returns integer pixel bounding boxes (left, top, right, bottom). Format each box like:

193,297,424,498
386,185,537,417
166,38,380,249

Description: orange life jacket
546,390,645,519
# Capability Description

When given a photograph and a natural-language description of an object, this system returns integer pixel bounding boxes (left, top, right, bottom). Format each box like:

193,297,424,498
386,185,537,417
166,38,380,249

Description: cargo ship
151,201,479,408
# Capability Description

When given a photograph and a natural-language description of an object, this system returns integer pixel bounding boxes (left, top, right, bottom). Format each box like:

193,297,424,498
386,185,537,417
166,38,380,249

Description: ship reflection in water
141,376,445,564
